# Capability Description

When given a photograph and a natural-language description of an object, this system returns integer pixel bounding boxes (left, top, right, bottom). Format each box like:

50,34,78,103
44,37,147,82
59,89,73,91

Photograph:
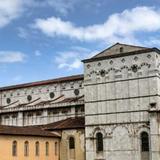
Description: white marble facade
0,76,84,126
83,43,160,160
0,43,160,160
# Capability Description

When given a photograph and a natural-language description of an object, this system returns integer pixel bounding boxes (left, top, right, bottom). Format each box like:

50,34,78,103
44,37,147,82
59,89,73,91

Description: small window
74,89,79,96
96,132,103,152
52,109,59,114
35,141,39,156
120,47,123,53
69,137,75,149
27,95,32,102
24,141,29,156
49,92,55,99
4,115,9,119
55,142,58,156
12,141,17,156
46,142,49,156
6,98,11,104
141,132,149,152
36,111,42,116
62,108,68,114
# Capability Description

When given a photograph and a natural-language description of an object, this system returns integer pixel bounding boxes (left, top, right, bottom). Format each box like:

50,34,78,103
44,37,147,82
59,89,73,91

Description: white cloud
33,6,160,43
24,0,77,15
45,0,76,15
55,47,99,70
0,51,26,63
0,0,24,28
0,0,79,28
34,50,42,56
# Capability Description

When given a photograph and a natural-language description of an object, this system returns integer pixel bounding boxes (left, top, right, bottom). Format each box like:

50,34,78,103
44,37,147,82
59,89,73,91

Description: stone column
33,113,36,125
149,111,160,160
17,112,23,126
42,110,48,124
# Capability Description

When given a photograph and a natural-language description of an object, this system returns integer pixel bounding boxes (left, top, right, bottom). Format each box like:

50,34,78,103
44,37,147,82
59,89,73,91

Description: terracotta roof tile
44,117,85,130
56,95,84,104
0,125,60,138
0,74,84,91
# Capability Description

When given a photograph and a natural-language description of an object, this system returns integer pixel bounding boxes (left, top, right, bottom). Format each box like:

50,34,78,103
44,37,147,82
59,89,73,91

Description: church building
0,43,159,160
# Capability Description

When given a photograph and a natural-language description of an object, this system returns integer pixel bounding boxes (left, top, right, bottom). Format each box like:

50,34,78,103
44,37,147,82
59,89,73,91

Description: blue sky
0,0,160,87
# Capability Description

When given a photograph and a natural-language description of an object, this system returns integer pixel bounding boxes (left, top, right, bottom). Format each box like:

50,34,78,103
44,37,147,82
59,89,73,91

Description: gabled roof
93,43,148,58
82,43,160,63
44,117,85,131
0,74,84,91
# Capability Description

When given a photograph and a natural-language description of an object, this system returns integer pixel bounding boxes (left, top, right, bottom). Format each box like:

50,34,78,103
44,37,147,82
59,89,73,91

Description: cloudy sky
0,0,160,86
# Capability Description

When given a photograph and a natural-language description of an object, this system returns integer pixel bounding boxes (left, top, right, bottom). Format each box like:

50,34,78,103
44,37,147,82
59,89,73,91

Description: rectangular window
35,142,39,156
24,141,29,156
55,142,58,156
12,141,17,156
46,142,49,156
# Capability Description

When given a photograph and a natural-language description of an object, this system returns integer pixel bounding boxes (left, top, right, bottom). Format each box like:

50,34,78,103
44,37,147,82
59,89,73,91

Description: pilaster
149,111,160,160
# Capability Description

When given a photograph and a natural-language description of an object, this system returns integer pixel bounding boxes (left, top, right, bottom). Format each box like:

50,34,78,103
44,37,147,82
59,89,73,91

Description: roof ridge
83,47,160,63
0,74,84,91
115,42,149,49
91,42,149,59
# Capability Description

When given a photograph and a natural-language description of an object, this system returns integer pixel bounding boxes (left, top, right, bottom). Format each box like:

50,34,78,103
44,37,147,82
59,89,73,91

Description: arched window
55,142,58,156
69,137,75,149
96,132,103,152
46,142,49,156
141,132,149,152
12,141,17,156
35,141,39,156
69,137,75,159
24,141,29,156
120,47,124,53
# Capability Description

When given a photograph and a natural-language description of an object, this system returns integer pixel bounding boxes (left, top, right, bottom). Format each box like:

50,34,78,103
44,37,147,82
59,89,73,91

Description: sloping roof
93,43,148,58
0,125,60,138
0,74,84,91
0,95,84,110
44,117,85,130
82,43,160,63
56,95,84,104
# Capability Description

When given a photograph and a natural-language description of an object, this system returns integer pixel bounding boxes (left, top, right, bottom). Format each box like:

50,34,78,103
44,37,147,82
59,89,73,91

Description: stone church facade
0,43,160,160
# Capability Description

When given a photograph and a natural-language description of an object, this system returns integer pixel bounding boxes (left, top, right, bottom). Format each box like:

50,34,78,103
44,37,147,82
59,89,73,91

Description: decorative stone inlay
121,58,125,63
74,89,80,96
131,65,138,73
6,98,11,104
147,54,151,59
110,60,113,65
99,70,106,77
49,92,55,99
97,62,101,66
134,56,138,61
87,64,91,69
27,95,32,102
